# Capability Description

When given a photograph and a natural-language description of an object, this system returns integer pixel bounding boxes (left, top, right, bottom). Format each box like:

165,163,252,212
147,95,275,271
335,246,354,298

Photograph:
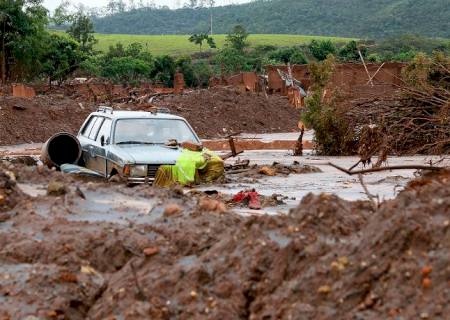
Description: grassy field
92,34,355,55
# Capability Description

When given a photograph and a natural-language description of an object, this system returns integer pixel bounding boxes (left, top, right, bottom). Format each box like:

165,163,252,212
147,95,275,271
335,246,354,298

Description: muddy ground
0,87,300,145
0,159,449,319
154,87,300,138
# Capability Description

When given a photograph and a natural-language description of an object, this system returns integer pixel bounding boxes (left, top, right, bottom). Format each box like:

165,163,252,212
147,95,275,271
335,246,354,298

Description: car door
83,116,105,175
94,118,113,176
78,115,97,166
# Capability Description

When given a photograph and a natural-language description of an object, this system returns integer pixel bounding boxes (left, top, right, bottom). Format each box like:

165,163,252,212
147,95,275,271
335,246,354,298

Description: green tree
176,56,194,86
269,47,308,64
188,33,216,52
290,50,308,64
125,42,144,57
338,40,367,62
52,0,71,25
192,61,212,87
226,25,249,52
151,55,176,86
0,0,48,83
302,55,355,155
101,56,151,83
41,34,83,85
66,12,97,53
308,40,337,61
79,55,102,76
370,35,449,62
106,43,126,59
214,47,249,74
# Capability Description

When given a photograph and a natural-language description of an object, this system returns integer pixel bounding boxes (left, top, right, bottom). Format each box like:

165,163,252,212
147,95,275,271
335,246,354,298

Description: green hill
92,0,450,38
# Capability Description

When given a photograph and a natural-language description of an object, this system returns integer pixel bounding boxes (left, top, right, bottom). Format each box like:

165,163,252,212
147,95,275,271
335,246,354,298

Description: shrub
151,55,176,86
301,55,355,155
101,57,152,84
41,34,84,84
214,47,249,74
176,56,195,86
338,40,367,62
308,40,337,61
192,61,212,87
371,35,450,62
367,53,382,63
269,47,308,64
290,50,308,64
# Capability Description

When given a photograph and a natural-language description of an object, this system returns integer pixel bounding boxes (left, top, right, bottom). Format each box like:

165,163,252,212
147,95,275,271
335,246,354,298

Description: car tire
108,174,123,183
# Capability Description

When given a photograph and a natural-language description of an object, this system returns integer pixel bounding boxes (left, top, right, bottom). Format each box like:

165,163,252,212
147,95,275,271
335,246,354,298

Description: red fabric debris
232,189,261,210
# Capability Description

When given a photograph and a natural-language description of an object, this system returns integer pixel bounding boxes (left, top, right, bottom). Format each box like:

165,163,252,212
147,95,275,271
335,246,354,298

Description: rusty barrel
41,132,82,168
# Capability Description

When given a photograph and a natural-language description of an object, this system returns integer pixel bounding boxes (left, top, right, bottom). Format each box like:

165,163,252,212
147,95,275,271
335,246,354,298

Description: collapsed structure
209,62,405,109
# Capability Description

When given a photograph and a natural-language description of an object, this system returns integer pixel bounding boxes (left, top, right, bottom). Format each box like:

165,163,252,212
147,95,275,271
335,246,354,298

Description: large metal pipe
41,132,82,168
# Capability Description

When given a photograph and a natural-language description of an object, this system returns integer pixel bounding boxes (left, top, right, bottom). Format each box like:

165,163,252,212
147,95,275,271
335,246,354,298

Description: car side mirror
100,135,105,146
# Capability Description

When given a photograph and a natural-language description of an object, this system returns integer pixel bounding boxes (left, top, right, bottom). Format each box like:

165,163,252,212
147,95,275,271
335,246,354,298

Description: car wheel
108,174,123,183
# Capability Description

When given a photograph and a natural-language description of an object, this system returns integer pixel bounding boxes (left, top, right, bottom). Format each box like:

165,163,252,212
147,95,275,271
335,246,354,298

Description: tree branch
328,162,444,175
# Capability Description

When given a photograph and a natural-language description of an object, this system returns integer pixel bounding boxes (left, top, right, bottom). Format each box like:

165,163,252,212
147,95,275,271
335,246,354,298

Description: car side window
96,118,112,144
89,117,104,140
81,116,96,137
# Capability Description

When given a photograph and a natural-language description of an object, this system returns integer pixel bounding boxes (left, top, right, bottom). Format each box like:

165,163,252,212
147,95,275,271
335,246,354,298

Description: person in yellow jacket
154,147,224,187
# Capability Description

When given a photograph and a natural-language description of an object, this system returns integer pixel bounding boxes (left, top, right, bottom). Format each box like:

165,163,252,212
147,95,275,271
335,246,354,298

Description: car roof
90,110,186,121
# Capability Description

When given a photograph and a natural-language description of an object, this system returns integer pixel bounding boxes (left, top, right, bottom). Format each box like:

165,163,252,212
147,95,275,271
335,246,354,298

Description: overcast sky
43,0,251,12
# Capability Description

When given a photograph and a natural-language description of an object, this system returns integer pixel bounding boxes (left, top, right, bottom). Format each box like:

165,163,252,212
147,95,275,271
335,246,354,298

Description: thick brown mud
0,87,300,145
0,160,449,319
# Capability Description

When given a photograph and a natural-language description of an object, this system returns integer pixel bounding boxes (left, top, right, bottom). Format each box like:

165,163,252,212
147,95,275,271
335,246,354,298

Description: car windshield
114,118,199,145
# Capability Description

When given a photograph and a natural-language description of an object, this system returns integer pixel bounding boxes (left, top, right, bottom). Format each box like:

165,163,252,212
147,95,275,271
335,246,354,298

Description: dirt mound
154,87,301,138
0,95,95,145
250,171,450,319
0,86,300,146
0,162,449,319
0,262,105,319
90,171,449,319
290,193,372,237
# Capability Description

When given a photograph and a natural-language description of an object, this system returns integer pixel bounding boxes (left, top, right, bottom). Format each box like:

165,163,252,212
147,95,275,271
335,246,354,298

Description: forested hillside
92,0,450,38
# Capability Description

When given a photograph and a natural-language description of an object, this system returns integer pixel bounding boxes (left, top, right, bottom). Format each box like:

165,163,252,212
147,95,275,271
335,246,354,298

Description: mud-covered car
77,107,201,184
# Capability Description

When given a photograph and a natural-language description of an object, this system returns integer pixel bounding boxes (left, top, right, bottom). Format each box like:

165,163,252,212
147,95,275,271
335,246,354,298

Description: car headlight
130,165,148,177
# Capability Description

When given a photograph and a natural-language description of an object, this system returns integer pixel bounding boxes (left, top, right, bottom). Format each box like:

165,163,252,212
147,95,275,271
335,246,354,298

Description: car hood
109,144,182,164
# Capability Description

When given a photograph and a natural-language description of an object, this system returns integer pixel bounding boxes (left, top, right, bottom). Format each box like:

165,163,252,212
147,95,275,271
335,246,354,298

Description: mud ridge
0,161,449,319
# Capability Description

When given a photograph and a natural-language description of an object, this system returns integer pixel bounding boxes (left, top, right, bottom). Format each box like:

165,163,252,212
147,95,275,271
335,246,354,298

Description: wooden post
293,125,305,156
366,62,385,85
358,50,373,87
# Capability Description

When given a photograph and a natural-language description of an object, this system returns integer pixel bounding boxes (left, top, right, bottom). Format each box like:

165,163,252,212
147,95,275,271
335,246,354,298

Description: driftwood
293,125,305,156
328,162,444,175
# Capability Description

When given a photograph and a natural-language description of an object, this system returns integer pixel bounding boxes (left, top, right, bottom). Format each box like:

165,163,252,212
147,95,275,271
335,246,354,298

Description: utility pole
210,10,213,35
209,0,215,36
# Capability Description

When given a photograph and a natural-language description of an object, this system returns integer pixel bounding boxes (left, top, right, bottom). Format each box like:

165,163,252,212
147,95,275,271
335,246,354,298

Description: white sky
43,0,251,12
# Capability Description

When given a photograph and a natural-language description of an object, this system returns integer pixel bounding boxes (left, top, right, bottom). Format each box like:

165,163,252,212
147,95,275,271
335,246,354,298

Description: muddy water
5,134,448,217
14,150,447,218
206,150,448,214
24,186,170,225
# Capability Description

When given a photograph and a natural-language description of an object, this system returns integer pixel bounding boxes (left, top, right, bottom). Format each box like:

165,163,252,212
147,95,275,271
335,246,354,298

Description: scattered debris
258,166,277,176
47,179,67,196
0,168,22,212
232,189,262,210
163,203,183,217
143,247,160,256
